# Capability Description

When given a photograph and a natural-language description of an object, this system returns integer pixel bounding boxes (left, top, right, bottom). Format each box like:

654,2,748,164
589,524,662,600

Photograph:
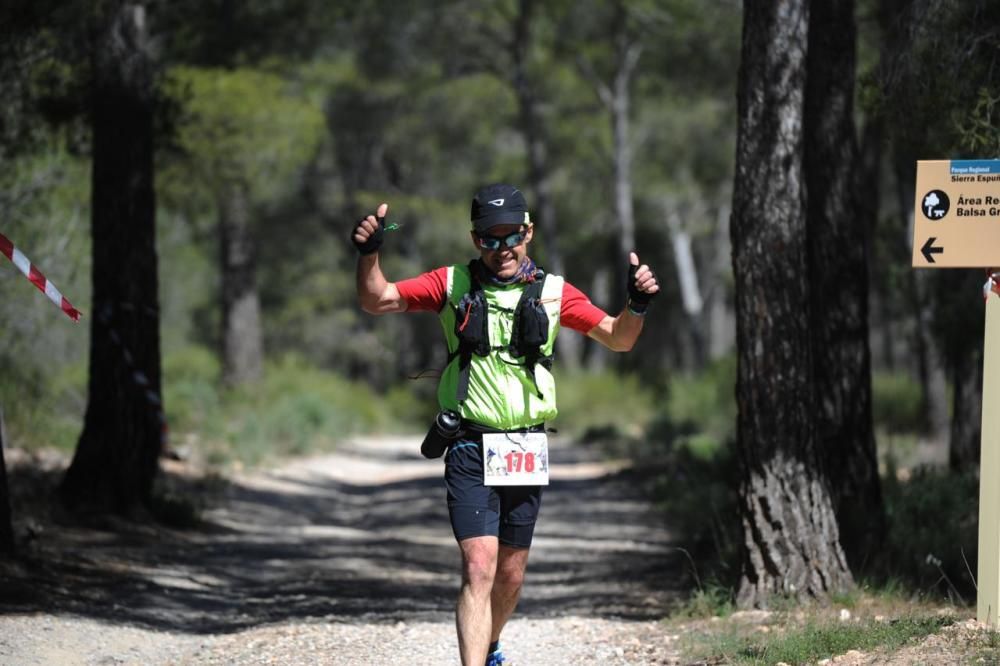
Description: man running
352,184,659,666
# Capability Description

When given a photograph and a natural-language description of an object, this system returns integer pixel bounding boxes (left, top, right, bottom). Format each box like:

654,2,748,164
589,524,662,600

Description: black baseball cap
470,184,529,233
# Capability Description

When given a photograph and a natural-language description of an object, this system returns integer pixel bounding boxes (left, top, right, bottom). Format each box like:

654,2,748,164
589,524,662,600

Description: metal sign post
913,159,1000,627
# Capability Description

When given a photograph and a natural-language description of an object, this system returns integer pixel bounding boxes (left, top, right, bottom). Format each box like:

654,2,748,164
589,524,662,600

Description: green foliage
0,2,91,159
551,369,660,441
879,467,979,602
156,210,217,353
655,439,742,587
664,355,737,452
642,358,742,589
570,358,741,588
0,141,90,452
162,345,222,433
671,581,736,620
958,87,1000,156
162,65,325,204
693,615,952,665
875,0,1000,161
383,383,438,430
165,348,417,467
0,368,85,453
871,372,924,434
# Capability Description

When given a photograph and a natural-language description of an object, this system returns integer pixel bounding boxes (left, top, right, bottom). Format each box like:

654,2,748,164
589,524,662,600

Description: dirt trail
0,435,685,665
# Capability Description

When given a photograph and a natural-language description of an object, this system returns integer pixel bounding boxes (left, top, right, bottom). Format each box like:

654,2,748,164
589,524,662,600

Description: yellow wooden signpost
913,159,1000,626
981,291,1000,626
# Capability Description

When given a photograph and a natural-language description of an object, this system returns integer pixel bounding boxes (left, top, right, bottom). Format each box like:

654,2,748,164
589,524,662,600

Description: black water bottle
421,409,462,459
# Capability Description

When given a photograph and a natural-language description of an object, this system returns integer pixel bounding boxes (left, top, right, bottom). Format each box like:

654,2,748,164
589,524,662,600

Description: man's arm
586,252,659,352
354,202,409,315
587,310,645,352
357,254,408,314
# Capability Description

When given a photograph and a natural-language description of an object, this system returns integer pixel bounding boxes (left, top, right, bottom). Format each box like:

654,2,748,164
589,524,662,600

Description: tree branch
575,54,614,109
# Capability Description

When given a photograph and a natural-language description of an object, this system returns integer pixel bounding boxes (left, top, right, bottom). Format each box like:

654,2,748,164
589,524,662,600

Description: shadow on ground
0,437,684,635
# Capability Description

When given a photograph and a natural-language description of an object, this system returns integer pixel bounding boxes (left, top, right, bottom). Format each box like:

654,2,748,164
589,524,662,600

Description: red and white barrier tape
0,232,82,322
1,232,166,446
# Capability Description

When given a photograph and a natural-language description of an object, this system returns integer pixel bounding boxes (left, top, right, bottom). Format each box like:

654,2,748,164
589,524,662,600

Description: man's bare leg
457,536,498,666
490,545,530,644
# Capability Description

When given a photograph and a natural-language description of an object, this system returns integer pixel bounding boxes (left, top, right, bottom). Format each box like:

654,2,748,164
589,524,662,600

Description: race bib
483,432,549,486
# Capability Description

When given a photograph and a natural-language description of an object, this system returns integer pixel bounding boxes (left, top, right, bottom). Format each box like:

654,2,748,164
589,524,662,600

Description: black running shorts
444,437,543,549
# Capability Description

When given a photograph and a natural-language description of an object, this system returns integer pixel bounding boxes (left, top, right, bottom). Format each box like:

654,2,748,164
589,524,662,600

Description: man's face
471,223,534,279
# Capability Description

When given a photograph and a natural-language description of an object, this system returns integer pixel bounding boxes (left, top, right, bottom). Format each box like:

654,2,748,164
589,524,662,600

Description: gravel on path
0,435,686,665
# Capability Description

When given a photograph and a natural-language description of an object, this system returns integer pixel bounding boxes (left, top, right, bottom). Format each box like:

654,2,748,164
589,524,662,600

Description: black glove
627,262,656,314
352,213,386,255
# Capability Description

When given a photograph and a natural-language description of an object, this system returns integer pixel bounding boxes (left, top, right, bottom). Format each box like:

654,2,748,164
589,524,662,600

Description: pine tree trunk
610,12,638,274
861,118,897,371
577,1,639,314
804,0,884,569
611,75,635,268
666,208,707,370
219,180,263,386
60,1,162,514
731,0,853,607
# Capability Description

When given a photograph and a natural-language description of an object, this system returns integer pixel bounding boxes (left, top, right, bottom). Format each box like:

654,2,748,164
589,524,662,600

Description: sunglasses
475,228,527,251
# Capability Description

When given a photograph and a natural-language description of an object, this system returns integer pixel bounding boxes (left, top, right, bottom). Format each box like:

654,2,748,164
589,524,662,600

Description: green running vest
437,263,564,430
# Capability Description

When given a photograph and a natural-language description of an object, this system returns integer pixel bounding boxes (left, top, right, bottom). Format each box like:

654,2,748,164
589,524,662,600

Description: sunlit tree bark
731,0,853,607
805,0,884,568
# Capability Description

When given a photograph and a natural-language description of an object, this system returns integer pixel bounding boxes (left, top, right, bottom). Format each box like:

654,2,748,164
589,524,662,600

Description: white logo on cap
488,198,505,206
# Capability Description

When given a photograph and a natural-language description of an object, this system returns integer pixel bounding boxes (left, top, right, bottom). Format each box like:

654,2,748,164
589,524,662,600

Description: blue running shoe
485,643,505,666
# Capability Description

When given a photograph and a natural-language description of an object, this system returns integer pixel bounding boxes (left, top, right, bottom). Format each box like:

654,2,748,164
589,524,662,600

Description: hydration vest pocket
509,295,548,357
449,261,555,405
455,290,490,356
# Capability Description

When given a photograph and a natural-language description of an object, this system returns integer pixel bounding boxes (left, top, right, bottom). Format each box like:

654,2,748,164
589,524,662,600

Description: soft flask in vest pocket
511,297,549,355
454,290,490,354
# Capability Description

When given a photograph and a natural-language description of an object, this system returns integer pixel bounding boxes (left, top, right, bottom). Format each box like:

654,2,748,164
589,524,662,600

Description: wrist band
626,299,648,316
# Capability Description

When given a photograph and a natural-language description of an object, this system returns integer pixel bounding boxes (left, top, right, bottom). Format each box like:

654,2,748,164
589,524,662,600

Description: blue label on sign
950,159,1000,175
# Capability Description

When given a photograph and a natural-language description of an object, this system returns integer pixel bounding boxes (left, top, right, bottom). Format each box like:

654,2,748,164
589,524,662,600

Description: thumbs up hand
626,252,659,315
352,203,390,255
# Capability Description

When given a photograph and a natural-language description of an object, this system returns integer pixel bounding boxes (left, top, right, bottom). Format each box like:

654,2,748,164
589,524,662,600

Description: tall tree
60,1,163,513
157,1,336,386
731,0,853,606
210,3,262,388
804,0,884,567
577,0,641,269
162,66,324,386
218,177,262,386
571,0,642,371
